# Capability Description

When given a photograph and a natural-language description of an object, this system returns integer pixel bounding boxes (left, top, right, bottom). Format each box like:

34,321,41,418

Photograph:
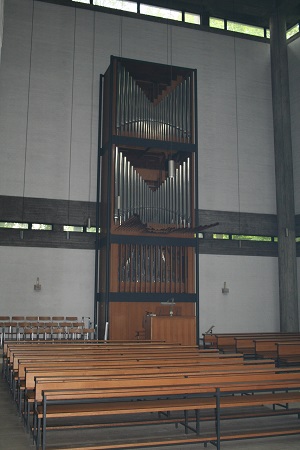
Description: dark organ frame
95,56,199,342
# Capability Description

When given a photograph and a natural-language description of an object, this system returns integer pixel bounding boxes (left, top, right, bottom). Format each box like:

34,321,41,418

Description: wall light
222,282,229,294
34,277,41,291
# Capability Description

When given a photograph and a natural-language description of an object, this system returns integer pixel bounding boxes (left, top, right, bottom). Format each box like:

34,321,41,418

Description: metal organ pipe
114,149,192,228
116,64,192,142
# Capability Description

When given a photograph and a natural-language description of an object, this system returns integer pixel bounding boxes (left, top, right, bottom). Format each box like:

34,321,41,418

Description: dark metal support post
94,74,103,338
270,5,299,332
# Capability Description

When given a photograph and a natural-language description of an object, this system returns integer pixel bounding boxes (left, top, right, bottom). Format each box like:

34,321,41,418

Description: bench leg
42,400,47,450
36,416,40,449
184,410,189,434
215,388,221,450
195,409,200,435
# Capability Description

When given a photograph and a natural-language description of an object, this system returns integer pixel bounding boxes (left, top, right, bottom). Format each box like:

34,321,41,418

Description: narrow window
0,222,28,229
140,4,182,21
63,225,84,233
209,17,225,30
227,21,264,38
31,224,53,231
232,235,272,242
94,0,137,13
184,12,200,25
287,23,299,39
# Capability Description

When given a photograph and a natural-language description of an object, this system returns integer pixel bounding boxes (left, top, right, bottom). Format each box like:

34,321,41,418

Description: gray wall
0,0,288,331
289,37,300,215
0,0,4,64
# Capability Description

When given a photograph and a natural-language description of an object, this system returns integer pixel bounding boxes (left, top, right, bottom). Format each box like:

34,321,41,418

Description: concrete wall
199,254,280,334
0,0,4,64
0,246,94,320
0,0,275,211
0,0,280,328
288,37,300,322
288,37,300,215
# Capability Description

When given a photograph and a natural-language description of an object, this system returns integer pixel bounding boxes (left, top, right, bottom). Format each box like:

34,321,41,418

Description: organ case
96,56,199,341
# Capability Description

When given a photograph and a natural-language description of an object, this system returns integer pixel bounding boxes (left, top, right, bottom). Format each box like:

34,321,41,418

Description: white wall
0,246,95,321
0,0,276,213
288,37,300,214
199,254,280,334
288,38,300,322
0,0,280,325
0,0,4,64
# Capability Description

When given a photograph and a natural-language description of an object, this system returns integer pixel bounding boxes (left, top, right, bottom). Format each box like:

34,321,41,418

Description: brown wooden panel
144,315,196,345
109,301,195,341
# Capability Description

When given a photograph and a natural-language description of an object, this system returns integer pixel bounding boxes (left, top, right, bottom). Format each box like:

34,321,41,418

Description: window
287,23,299,39
232,235,272,242
209,17,225,30
184,12,200,25
140,4,182,21
213,234,230,239
227,21,264,38
86,226,97,233
0,222,28,229
94,0,137,13
31,223,52,231
63,225,84,232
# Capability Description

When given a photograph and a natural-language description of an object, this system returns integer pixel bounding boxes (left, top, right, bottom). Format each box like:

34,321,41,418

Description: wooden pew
277,342,300,366
21,358,274,425
32,370,300,450
254,337,300,360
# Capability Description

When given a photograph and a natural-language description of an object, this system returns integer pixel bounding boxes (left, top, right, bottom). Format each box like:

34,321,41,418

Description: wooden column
270,5,299,331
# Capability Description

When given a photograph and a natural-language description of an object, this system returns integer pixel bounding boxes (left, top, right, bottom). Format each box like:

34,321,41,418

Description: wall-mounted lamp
34,277,41,291
222,282,229,294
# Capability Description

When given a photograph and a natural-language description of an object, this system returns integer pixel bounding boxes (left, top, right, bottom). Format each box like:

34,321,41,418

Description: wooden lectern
144,315,196,345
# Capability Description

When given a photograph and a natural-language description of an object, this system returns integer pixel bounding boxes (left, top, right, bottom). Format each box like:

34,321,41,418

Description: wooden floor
1,362,300,450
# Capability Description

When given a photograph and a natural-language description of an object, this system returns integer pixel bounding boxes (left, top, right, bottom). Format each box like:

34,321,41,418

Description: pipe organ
114,147,191,227
115,62,192,143
96,57,199,342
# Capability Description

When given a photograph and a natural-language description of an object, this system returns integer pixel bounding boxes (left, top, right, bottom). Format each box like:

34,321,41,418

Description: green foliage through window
63,225,84,233
227,21,264,38
184,12,200,25
232,235,272,242
31,223,52,231
209,17,225,30
0,222,28,229
140,4,181,21
287,24,300,39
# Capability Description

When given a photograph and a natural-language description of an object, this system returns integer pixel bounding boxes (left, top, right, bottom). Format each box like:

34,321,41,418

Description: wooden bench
277,342,300,366
32,370,300,450
21,358,276,426
203,332,300,354
17,353,246,412
254,337,300,360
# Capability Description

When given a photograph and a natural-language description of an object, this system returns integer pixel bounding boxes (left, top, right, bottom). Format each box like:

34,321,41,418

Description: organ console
96,56,199,341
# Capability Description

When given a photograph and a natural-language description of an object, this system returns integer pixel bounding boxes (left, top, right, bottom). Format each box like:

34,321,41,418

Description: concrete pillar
0,0,4,65
270,5,299,331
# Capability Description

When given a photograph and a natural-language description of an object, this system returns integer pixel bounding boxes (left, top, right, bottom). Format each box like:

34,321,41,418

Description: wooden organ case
96,56,199,343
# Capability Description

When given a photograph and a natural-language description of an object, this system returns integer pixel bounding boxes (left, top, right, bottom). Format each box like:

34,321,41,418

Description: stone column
0,0,4,65
270,4,299,331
